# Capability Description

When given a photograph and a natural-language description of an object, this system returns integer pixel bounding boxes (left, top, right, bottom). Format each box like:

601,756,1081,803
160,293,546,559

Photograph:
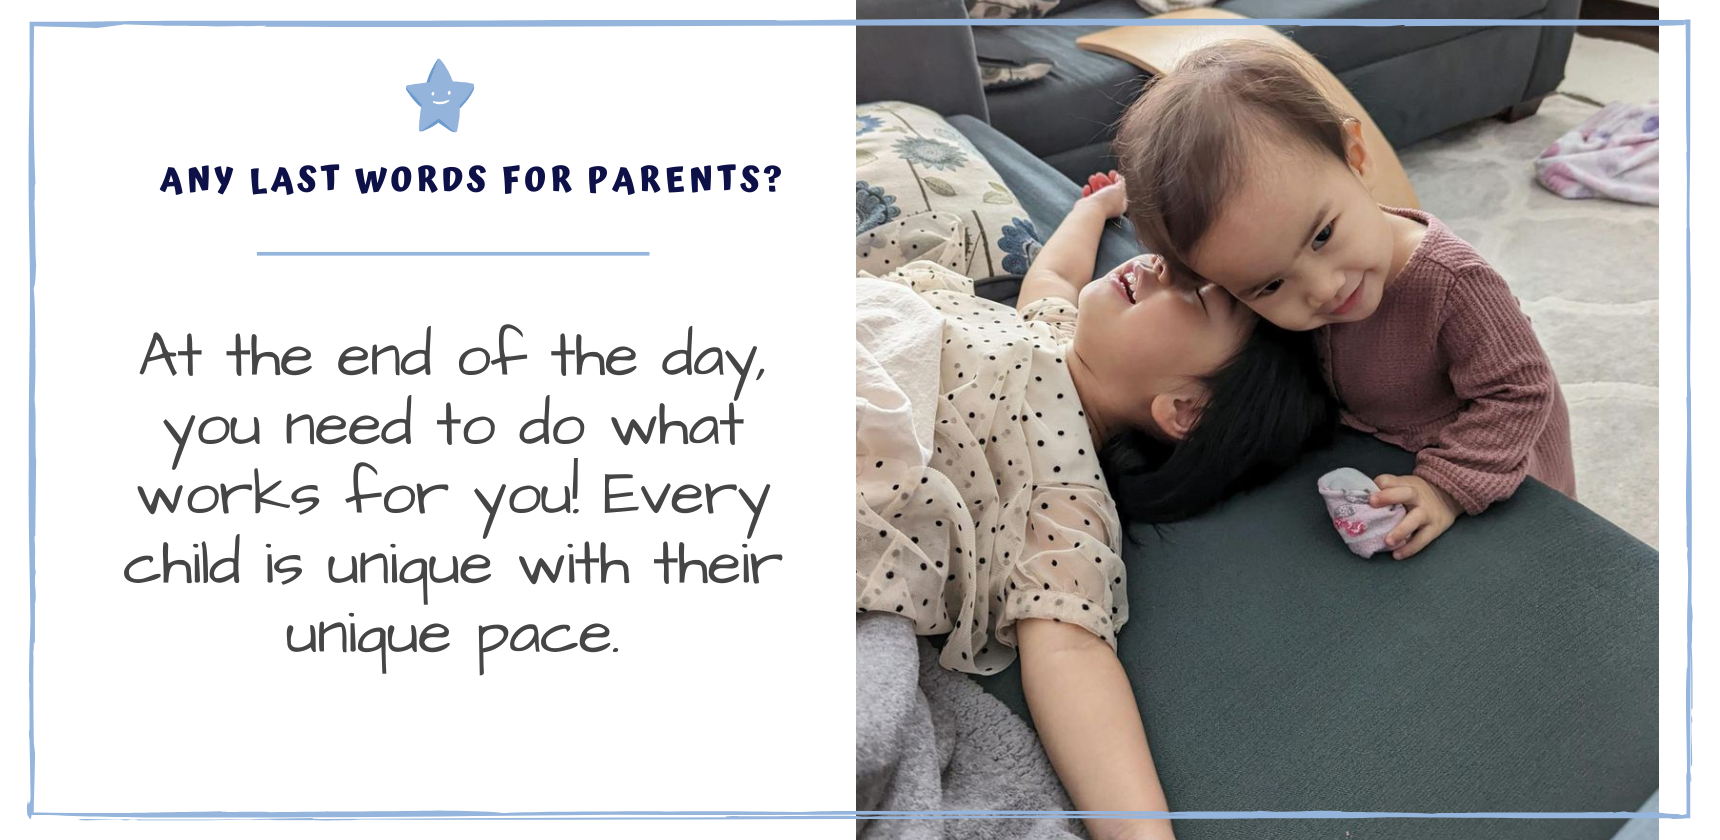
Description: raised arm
1017,172,1129,311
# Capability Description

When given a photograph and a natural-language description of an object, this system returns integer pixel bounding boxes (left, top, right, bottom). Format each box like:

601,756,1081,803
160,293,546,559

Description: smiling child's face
1185,129,1397,332
1072,254,1254,427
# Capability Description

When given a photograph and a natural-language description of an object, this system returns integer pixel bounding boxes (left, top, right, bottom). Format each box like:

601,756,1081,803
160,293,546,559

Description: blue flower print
856,113,885,136
999,217,1042,275
893,136,969,171
933,127,980,154
857,181,900,235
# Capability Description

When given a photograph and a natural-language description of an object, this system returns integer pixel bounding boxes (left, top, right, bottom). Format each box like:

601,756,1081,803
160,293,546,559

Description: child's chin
1343,297,1382,324
1323,296,1378,326
1276,312,1327,331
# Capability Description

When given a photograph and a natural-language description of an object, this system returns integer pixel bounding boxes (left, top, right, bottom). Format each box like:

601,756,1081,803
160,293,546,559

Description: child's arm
1370,263,1559,559
1018,618,1175,840
1017,172,1127,312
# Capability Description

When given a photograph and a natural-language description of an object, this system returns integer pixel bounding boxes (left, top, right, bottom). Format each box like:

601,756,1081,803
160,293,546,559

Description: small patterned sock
1317,467,1406,558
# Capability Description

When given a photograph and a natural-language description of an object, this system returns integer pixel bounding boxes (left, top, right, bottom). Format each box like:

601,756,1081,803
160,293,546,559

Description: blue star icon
406,59,474,132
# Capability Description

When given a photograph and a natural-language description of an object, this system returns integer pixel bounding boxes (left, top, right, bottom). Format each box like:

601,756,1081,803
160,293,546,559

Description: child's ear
1149,392,1205,442
1342,117,1369,178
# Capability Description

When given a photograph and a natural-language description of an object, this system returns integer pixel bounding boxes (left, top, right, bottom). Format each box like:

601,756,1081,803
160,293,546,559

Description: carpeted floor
1395,39,1659,547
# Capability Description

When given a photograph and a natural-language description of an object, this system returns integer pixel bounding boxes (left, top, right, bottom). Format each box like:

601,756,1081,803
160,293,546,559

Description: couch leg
1500,96,1545,123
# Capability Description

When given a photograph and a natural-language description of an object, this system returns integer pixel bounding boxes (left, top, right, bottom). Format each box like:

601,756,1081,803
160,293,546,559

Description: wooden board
1078,10,1419,210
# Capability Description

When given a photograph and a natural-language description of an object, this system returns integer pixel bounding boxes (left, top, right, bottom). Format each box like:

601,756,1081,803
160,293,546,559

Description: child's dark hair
1115,39,1351,281
1099,321,1334,524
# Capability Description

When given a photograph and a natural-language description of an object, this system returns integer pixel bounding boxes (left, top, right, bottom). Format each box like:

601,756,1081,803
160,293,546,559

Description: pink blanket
1534,101,1659,206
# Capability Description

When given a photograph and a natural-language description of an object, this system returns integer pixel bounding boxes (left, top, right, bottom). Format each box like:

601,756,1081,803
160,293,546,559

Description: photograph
855,3,1662,838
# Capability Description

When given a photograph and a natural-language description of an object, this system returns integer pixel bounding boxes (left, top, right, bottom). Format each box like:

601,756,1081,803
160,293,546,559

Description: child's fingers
1370,485,1416,507
1391,521,1444,560
1385,507,1426,549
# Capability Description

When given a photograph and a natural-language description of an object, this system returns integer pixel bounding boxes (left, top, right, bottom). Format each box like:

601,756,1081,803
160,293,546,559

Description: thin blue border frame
25,16,1690,822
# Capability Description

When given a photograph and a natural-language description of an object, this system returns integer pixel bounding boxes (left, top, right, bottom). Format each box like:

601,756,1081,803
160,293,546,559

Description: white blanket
856,275,945,469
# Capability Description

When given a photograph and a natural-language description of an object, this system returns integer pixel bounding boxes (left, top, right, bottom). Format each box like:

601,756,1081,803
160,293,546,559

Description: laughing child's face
1073,254,1254,437
1184,122,1398,332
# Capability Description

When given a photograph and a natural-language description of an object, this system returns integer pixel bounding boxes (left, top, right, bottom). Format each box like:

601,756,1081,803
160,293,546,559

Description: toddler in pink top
1113,40,1575,560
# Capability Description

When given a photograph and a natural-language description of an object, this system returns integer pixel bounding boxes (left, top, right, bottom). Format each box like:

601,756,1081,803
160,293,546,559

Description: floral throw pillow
856,101,1043,280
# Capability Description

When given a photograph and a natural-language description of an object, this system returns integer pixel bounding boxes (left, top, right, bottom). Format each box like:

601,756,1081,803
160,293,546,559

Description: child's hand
1370,474,1459,560
1079,170,1128,219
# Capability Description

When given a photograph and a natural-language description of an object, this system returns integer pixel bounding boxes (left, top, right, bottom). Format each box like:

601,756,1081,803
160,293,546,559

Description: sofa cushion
986,0,1560,172
1221,0,1552,73
1061,0,1553,73
972,430,1657,838
975,21,1150,161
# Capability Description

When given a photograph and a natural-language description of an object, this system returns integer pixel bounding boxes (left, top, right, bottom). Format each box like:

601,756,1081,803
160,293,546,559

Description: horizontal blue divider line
31,19,1687,27
35,810,1692,820
255,251,649,256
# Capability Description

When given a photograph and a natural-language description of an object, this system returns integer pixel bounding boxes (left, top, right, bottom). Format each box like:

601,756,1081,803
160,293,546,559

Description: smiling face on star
406,61,475,132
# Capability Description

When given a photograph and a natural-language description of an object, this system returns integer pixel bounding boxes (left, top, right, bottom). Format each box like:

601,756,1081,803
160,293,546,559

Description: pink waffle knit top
1318,208,1576,515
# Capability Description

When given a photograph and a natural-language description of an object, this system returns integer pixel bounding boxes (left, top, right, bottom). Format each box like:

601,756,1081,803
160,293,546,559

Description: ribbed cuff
1414,455,1524,516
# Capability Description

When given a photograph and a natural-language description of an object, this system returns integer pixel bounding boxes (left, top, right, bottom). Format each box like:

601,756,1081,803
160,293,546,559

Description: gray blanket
856,612,1082,839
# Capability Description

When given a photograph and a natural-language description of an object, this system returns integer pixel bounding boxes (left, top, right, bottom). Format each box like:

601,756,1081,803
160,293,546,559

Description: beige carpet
1561,32,1663,107
1396,83,1659,547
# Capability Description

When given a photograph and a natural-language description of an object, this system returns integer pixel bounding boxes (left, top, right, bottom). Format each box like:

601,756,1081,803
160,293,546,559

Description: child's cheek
1255,300,1304,332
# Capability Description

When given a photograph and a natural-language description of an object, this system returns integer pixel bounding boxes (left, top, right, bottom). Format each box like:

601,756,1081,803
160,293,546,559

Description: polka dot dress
857,261,1127,676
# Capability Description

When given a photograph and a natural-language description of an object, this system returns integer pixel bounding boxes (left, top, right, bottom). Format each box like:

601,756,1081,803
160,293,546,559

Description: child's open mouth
1329,277,1365,316
1112,261,1144,304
